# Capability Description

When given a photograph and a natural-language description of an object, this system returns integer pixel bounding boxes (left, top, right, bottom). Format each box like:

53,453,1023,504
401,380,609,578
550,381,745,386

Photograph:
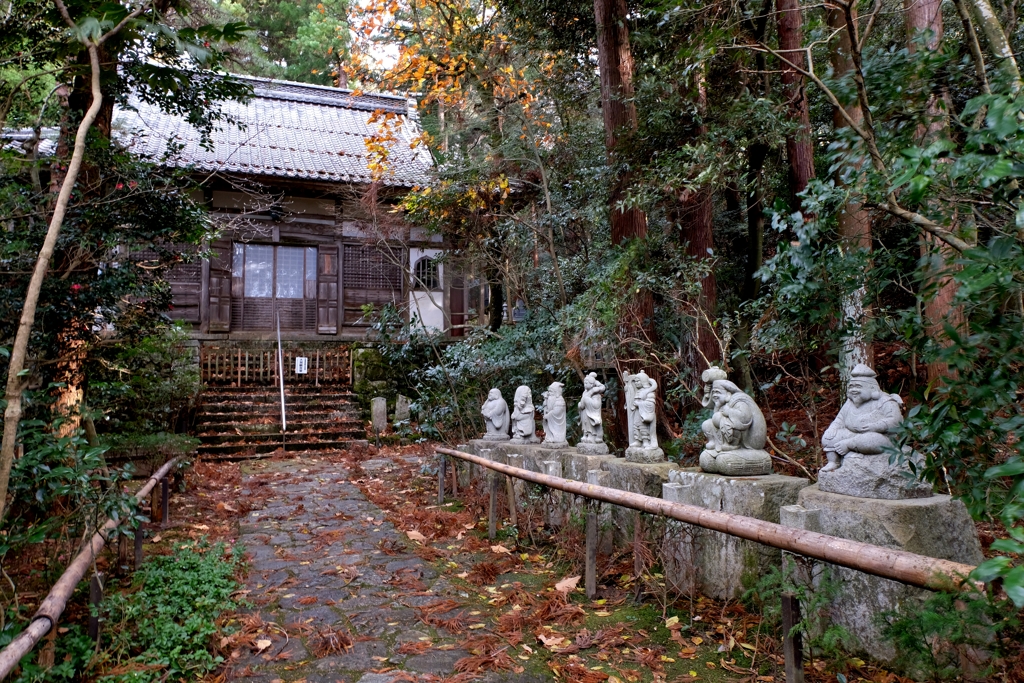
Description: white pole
277,309,286,432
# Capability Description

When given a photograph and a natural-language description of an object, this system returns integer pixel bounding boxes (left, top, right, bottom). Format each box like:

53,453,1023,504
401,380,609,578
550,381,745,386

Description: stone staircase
194,386,368,458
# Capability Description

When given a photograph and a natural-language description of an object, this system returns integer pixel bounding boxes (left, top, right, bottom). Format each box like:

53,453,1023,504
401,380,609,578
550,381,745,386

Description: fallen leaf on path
406,530,426,542
554,575,581,593
490,544,512,554
538,634,568,650
255,639,272,652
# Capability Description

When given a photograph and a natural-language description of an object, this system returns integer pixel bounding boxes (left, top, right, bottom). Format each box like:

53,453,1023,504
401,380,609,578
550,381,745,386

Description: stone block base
785,486,984,662
817,453,933,500
663,471,809,599
576,442,610,455
601,459,679,545
625,446,665,463
567,453,618,483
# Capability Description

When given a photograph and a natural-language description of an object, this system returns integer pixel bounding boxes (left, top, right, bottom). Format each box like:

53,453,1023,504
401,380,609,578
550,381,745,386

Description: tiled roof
112,74,433,187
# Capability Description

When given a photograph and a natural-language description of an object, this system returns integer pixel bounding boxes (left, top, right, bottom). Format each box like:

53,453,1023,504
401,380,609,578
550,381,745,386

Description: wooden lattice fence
200,344,351,386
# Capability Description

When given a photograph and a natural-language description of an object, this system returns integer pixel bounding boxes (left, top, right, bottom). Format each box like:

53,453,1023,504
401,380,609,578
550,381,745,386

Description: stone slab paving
229,457,541,683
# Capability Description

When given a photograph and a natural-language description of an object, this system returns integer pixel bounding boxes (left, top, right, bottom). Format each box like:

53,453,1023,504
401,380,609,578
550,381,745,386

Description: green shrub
97,540,245,682
880,588,1020,681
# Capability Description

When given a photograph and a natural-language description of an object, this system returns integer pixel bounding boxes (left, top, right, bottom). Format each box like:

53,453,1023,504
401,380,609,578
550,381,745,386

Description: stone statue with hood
697,366,773,476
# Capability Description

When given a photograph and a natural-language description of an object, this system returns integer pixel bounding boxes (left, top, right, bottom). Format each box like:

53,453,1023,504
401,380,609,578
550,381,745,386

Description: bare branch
881,194,972,252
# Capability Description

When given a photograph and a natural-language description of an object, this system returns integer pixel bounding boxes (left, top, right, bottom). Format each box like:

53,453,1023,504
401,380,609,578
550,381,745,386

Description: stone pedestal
494,443,575,475
784,486,983,662
663,471,809,599
566,453,618,483
467,440,504,482
698,448,773,476
587,469,615,555
818,453,932,500
576,441,610,455
624,446,665,463
602,459,679,545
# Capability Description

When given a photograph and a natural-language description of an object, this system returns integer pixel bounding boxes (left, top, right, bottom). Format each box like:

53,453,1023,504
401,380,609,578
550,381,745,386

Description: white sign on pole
295,356,309,374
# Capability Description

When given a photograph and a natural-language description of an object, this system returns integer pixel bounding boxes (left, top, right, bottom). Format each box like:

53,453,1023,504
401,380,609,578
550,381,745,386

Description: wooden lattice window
343,245,403,290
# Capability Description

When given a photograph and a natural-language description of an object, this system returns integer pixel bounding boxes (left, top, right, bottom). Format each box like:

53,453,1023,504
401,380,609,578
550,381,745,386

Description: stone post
543,460,563,526
662,482,698,596
371,397,387,447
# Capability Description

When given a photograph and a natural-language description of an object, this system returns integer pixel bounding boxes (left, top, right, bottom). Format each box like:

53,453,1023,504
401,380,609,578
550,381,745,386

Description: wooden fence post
134,527,144,570
161,477,169,528
438,452,446,506
586,499,598,598
117,533,129,574
506,454,525,528
488,472,499,540
782,592,804,683
88,573,103,642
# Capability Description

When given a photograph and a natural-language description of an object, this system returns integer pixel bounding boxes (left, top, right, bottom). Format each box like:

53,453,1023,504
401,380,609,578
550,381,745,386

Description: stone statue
818,364,932,499
481,388,510,441
541,382,568,448
698,367,773,476
623,370,664,463
510,385,539,444
577,373,609,455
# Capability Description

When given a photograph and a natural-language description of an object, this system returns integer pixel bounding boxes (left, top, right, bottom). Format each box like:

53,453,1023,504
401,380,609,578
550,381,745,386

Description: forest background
0,0,1023,668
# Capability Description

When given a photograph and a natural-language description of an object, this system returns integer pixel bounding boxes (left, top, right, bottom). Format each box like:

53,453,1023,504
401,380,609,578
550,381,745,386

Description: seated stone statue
698,367,772,476
818,364,932,499
481,388,510,441
510,385,539,444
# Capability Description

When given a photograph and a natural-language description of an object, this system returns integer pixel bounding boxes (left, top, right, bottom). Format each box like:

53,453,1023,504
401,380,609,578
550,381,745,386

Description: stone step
197,410,360,423
198,398,357,411
201,386,355,396
196,417,362,430
197,429,365,445
197,439,369,457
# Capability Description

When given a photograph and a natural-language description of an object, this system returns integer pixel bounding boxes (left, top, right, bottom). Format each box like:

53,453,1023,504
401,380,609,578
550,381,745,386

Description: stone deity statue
818,364,932,499
577,373,609,455
541,382,569,448
510,385,539,444
698,367,773,475
622,370,665,463
481,388,510,441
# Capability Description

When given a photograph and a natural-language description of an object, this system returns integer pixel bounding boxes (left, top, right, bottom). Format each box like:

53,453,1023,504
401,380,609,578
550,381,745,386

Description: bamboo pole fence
0,457,181,680
436,447,978,593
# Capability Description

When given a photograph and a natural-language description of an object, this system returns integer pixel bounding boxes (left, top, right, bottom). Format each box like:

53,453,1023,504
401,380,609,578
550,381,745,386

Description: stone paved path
229,455,498,683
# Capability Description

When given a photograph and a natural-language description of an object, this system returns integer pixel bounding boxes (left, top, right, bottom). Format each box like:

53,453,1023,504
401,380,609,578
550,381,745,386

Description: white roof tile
112,74,433,187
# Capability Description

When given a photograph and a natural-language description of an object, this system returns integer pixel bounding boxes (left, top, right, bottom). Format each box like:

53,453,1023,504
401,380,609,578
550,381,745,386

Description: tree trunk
594,0,648,244
488,278,504,333
969,0,1022,91
777,0,815,210
905,0,963,385
828,4,874,376
733,142,770,393
593,0,655,446
0,44,104,523
679,188,719,372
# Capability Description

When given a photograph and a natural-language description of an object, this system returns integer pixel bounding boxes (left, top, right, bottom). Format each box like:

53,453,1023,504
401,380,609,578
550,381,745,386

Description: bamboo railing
0,458,181,680
436,447,978,593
